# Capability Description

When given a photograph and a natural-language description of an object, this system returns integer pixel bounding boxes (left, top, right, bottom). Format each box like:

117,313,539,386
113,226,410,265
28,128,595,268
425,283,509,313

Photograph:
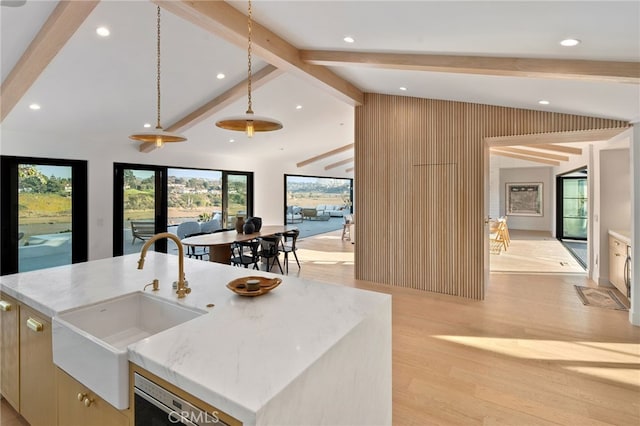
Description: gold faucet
137,232,191,298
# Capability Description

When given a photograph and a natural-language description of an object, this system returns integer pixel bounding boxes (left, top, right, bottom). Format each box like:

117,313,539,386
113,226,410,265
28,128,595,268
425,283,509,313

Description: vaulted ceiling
1,1,639,175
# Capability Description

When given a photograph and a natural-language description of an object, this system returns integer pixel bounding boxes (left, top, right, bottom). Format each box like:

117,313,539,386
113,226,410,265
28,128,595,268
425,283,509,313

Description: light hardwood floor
3,230,639,425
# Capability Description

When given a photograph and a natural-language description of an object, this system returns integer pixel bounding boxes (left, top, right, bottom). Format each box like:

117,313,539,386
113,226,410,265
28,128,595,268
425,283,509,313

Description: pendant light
129,6,186,147
215,0,282,137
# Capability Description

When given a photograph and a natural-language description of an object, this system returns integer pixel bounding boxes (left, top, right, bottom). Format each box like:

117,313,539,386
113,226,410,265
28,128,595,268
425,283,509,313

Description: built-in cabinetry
0,292,57,426
0,293,20,410
609,233,632,299
57,367,129,426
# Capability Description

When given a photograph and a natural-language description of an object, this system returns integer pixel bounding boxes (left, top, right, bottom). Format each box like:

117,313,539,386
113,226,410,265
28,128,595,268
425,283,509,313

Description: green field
18,193,71,223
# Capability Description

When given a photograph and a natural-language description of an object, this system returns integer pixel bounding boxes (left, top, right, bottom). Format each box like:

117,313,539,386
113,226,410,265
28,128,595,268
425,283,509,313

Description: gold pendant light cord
246,0,253,115
156,5,162,129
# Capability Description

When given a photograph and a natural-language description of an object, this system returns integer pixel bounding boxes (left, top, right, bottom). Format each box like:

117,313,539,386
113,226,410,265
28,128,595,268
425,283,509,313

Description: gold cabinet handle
77,392,87,402
0,300,11,311
26,317,43,332
83,396,94,408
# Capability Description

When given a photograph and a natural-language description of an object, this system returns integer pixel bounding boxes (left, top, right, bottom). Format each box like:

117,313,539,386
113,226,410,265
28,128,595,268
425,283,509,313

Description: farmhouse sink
52,291,207,409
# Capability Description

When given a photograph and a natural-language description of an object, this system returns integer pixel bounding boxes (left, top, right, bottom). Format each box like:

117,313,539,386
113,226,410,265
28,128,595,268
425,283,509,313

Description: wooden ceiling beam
300,50,640,84
0,1,100,122
154,0,363,106
139,65,283,152
297,144,354,168
490,149,560,166
492,146,569,161
325,157,354,171
485,128,629,147
530,143,583,155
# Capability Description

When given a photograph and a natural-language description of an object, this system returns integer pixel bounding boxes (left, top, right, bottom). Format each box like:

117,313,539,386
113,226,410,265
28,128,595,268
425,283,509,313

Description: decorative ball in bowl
245,279,260,292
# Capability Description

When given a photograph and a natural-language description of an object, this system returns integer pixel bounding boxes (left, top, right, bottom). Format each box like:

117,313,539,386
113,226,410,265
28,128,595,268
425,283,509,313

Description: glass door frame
113,165,254,254
113,163,168,256
556,167,588,241
221,170,254,229
0,155,88,275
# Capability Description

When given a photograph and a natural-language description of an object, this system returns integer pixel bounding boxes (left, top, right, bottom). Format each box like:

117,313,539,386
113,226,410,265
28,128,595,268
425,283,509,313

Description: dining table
181,225,299,264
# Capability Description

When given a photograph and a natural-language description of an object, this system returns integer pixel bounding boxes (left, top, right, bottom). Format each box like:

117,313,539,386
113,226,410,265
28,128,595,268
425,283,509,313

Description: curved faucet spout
137,232,190,298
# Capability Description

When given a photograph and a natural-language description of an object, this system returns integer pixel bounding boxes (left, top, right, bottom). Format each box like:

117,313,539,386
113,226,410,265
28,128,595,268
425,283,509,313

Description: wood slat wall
354,93,628,299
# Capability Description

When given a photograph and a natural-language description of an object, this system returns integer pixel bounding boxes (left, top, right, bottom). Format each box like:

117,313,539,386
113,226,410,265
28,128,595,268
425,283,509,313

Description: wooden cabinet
57,367,129,426
19,303,57,426
0,292,20,411
609,235,631,298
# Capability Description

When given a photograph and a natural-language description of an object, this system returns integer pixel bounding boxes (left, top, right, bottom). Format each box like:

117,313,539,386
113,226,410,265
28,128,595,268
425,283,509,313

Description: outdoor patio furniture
302,208,330,221
286,206,303,223
130,221,155,244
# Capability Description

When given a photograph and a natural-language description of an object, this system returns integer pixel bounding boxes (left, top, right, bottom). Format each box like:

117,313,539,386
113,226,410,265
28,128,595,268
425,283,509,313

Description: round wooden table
181,225,299,264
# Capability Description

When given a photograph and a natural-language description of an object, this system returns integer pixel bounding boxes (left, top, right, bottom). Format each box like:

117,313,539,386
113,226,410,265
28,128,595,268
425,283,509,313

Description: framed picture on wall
506,182,543,216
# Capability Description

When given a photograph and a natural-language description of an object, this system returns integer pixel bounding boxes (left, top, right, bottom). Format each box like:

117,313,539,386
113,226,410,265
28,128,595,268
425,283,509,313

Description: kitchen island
0,252,391,425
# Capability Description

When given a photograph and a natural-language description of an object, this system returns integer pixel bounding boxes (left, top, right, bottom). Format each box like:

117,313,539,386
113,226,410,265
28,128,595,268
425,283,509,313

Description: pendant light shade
130,6,186,147
129,126,187,147
216,112,282,137
215,0,282,137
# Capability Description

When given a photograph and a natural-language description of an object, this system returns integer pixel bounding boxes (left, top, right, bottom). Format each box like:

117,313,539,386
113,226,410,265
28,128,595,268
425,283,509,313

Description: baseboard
597,277,614,287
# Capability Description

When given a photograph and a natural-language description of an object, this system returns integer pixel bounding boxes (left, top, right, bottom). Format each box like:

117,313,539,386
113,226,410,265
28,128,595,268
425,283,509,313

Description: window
284,174,353,234
1,156,88,275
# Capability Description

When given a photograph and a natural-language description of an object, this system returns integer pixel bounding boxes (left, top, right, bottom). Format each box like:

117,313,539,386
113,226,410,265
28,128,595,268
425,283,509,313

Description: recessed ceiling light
29,103,41,110
229,139,235,143
560,38,580,47
143,123,152,128
538,100,550,105
216,73,225,80
343,36,355,43
96,26,110,37
296,105,303,110
399,87,407,91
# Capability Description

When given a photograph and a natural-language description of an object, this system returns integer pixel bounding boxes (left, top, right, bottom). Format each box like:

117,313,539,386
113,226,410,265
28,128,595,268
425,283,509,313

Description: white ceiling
1,0,639,173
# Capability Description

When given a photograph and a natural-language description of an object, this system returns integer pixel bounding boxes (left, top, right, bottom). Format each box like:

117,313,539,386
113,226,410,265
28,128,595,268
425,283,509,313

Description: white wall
0,129,350,261
593,148,631,285
499,167,553,231
630,124,639,326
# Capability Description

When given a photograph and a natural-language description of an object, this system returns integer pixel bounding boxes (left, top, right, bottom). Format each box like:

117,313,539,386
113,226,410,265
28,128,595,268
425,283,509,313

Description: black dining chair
280,229,300,274
230,239,260,270
258,235,283,274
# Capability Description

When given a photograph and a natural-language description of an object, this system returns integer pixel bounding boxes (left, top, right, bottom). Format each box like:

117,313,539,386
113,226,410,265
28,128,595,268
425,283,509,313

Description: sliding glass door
1,156,88,275
114,164,166,256
223,172,252,229
113,164,253,256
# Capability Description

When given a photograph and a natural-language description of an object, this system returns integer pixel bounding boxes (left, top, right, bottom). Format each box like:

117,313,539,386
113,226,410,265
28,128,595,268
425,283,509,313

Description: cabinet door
0,293,20,411
19,305,57,426
57,368,128,426
609,236,627,295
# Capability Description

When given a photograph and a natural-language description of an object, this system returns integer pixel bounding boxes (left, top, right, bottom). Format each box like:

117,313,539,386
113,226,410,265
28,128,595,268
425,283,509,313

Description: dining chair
177,221,207,260
280,229,300,274
230,239,260,270
200,219,221,234
341,214,353,241
489,220,508,254
258,235,283,274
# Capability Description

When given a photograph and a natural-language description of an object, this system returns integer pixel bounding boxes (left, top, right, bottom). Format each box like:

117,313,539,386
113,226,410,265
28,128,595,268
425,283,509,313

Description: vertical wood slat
355,93,628,299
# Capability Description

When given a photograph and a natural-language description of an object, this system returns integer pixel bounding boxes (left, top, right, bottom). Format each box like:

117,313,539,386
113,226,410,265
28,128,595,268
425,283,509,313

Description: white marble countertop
609,229,631,245
0,253,391,423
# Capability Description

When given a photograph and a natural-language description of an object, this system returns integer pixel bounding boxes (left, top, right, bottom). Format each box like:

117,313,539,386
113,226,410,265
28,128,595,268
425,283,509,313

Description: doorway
556,168,588,268
1,156,88,275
